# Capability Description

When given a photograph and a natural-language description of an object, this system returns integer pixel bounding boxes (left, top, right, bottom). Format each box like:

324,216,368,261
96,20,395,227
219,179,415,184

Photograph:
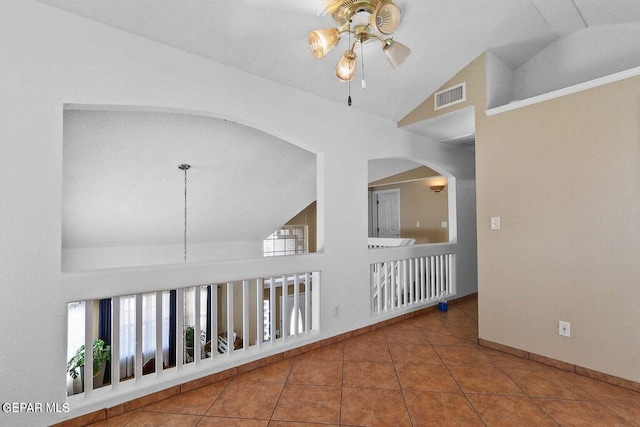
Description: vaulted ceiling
36,0,640,131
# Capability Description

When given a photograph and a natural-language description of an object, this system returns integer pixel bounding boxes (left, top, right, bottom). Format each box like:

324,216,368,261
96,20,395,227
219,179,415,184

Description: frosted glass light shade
425,176,447,192
371,3,402,35
382,39,411,69
308,28,340,59
334,50,356,81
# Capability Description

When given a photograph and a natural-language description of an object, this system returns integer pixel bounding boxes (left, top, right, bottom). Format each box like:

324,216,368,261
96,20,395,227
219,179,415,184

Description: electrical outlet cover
559,321,571,337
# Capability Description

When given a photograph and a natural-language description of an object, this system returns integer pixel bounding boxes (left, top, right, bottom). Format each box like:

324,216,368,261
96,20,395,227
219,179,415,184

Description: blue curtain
98,299,111,383
206,286,212,343
168,290,176,367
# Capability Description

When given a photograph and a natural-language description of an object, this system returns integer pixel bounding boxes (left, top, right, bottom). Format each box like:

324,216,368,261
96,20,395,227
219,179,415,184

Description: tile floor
88,297,640,426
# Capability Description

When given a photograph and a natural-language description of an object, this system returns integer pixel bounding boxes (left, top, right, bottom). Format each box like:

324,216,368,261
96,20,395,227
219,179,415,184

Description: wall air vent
434,82,466,110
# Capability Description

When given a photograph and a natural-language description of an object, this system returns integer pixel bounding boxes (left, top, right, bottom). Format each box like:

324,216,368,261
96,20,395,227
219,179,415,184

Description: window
263,225,307,257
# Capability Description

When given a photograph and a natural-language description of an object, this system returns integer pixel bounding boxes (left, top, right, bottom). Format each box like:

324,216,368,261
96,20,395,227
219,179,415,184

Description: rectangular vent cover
434,82,466,110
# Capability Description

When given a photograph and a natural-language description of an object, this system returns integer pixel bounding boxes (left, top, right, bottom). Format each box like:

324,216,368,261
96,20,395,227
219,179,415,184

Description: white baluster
269,277,276,343
256,279,263,347
242,280,249,350
135,294,143,380
409,258,415,305
227,282,234,355
282,275,289,340
155,292,163,375
84,299,94,397
111,296,120,390
293,274,300,337
176,289,184,369
210,285,218,358
194,287,201,363
306,272,313,333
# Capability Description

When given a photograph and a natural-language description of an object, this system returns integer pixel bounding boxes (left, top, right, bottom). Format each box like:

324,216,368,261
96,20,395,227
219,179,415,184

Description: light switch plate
490,217,501,230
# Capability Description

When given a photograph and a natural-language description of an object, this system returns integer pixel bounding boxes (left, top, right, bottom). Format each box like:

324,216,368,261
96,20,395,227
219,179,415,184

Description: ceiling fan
308,0,411,85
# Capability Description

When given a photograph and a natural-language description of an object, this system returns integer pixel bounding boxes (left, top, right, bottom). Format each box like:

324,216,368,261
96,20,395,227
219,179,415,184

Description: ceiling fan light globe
371,2,402,35
334,50,357,81
383,39,411,69
308,28,340,58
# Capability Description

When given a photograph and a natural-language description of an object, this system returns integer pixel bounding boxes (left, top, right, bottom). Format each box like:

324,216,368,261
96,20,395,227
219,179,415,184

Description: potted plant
184,326,194,361
67,338,111,390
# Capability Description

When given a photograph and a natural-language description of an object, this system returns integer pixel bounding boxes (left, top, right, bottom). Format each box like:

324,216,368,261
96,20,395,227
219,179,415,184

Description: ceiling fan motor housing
327,0,401,34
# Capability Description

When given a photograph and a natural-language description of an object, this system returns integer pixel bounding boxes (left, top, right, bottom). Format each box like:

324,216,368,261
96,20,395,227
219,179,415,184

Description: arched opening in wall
368,158,454,248
62,108,318,271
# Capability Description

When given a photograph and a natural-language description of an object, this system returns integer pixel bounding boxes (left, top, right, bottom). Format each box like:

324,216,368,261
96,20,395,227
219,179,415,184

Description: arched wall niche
367,157,457,247
62,104,320,271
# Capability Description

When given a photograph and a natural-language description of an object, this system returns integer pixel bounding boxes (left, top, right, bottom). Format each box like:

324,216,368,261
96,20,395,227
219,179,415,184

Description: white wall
485,50,514,109
513,22,640,100
0,1,476,425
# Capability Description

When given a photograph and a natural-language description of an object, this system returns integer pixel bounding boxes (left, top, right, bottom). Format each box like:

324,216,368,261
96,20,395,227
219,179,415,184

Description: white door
373,189,401,238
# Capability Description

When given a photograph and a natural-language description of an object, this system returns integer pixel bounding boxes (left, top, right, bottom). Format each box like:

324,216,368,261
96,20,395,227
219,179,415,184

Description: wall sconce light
426,176,447,193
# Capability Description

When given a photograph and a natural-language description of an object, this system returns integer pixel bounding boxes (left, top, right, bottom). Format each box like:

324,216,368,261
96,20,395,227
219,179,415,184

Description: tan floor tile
344,335,392,363
404,390,484,427
467,394,556,426
383,328,430,345
233,359,294,384
287,359,343,387
143,382,226,415
603,401,640,426
503,367,593,400
395,363,461,393
406,315,447,332
350,330,388,344
388,342,442,364
343,361,400,390
423,329,478,346
566,373,640,406
198,417,268,426
437,308,472,318
381,319,421,331
88,409,141,426
341,387,412,427
294,342,344,362
447,326,479,342
480,349,543,371
268,421,339,427
206,381,283,419
449,366,525,396
434,345,494,367
125,411,201,426
439,316,478,331
271,384,341,424
536,398,632,426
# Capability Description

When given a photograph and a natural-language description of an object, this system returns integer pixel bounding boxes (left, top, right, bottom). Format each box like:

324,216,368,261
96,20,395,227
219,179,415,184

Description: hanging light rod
178,164,191,263
308,0,411,82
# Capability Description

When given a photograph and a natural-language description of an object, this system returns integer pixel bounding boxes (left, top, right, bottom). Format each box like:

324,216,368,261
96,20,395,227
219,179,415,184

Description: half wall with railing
65,271,319,402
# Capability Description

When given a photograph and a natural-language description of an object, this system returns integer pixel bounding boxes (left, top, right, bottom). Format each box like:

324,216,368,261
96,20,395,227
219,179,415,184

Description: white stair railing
371,253,455,314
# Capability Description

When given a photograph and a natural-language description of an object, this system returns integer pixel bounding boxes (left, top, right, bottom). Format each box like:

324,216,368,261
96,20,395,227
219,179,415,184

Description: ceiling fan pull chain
348,18,353,106
360,41,366,90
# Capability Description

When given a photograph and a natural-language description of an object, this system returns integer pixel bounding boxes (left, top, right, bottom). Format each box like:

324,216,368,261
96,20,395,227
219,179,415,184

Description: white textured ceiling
35,0,640,127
